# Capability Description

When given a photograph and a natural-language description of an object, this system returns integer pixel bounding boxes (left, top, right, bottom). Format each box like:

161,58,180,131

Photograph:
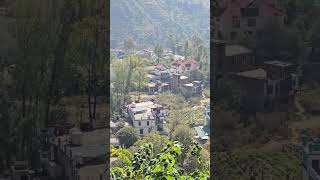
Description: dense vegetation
213,151,301,180
0,0,108,168
110,141,210,179
110,0,209,48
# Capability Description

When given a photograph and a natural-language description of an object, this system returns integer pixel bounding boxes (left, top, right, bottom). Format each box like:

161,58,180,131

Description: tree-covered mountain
110,0,210,48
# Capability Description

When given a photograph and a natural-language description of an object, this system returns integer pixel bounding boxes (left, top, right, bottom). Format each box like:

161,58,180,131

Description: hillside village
212,0,320,179
2,0,320,179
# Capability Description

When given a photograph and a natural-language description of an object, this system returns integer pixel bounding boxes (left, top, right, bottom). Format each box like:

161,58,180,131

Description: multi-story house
153,64,171,82
231,60,301,112
172,59,199,75
214,0,285,41
171,74,203,96
44,127,110,180
126,101,167,136
213,40,255,77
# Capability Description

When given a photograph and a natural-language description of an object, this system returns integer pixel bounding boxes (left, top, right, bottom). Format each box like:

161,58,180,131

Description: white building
126,101,166,136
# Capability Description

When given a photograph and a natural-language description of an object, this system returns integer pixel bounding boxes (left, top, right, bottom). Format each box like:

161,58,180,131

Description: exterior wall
175,63,198,74
303,63,320,82
303,153,320,180
133,120,156,135
265,64,297,80
231,74,267,112
171,74,180,92
213,41,226,77
223,53,254,73
215,15,285,41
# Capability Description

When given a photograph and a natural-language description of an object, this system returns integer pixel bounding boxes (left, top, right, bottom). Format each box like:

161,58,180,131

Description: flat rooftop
226,45,252,56
147,83,156,87
180,76,188,80
67,144,108,159
236,68,267,80
183,83,194,87
129,101,162,121
264,60,294,67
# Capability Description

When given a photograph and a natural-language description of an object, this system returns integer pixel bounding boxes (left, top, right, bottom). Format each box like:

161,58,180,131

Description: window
138,122,141,126
230,32,237,40
232,16,240,28
218,31,222,38
21,175,28,180
267,85,273,95
140,129,143,134
247,18,256,27
147,121,149,126
313,160,319,172
231,58,236,65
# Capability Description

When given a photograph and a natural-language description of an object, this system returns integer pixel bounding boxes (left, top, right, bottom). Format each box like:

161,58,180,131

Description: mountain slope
110,0,210,48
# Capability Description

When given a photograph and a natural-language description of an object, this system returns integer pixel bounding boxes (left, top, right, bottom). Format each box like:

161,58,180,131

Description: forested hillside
110,0,210,48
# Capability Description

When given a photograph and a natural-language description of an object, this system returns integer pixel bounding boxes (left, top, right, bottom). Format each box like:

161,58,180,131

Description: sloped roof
226,45,252,56
195,125,209,140
236,68,267,79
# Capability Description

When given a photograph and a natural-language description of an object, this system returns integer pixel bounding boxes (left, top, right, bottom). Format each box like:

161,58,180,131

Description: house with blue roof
301,129,320,180
194,105,210,144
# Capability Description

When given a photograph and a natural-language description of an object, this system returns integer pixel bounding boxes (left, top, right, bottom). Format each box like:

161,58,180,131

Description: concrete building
44,128,110,180
231,60,301,112
126,101,167,136
214,0,285,41
171,74,203,96
172,59,199,75
11,161,35,180
213,40,255,76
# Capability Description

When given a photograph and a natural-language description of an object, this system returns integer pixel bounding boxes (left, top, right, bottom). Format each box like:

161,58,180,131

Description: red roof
172,59,198,67
155,64,167,71
216,0,284,17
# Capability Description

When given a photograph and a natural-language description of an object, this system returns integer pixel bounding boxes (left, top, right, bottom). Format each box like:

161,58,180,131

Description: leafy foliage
116,127,139,148
130,132,170,155
213,151,301,180
110,141,209,179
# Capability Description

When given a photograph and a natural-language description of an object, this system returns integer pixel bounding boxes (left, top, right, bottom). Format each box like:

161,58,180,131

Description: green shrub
110,141,209,179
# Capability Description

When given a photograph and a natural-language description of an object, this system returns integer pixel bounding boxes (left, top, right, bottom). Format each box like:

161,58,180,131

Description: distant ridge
110,0,210,48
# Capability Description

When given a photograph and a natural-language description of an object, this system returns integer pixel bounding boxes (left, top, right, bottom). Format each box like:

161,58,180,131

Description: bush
110,141,209,179
116,127,139,148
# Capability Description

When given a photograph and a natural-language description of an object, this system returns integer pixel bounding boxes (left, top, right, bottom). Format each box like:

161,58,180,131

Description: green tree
154,42,164,63
171,124,195,150
166,33,177,53
130,132,170,155
67,8,107,128
110,141,209,179
132,58,148,102
116,127,139,148
123,37,135,53
184,39,193,58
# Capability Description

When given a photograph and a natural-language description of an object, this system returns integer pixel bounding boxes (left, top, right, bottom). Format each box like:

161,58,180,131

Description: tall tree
116,127,139,148
184,39,193,59
123,37,135,54
154,42,163,63
66,0,107,129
